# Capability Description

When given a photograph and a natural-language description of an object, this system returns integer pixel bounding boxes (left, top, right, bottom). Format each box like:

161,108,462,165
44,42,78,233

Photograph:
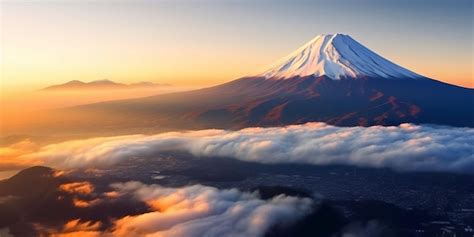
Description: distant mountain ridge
42,79,171,91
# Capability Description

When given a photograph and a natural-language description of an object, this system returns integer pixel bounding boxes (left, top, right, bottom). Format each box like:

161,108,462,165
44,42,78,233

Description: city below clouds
4,122,472,174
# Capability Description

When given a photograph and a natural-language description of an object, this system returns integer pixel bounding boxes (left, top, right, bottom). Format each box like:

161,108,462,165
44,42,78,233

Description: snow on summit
258,34,424,80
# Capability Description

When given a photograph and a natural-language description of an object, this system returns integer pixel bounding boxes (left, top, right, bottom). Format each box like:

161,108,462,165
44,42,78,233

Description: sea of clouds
3,122,473,173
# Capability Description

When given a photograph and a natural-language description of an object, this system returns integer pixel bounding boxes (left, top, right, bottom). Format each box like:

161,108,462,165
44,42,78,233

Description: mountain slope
193,76,472,127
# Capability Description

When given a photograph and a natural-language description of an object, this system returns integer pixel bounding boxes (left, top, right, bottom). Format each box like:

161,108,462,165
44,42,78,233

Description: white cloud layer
21,123,474,173
109,182,313,237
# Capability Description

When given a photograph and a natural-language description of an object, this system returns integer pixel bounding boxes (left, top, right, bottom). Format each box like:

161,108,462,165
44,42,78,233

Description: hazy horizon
2,0,473,94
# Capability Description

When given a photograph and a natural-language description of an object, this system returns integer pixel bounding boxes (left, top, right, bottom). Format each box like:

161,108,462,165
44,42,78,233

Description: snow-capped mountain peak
257,34,425,80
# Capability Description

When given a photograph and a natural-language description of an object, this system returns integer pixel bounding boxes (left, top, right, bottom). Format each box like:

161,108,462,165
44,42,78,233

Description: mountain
42,79,170,91
0,166,62,197
41,34,473,133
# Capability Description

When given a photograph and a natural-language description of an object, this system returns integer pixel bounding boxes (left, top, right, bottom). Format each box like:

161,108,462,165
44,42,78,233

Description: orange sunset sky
1,0,473,96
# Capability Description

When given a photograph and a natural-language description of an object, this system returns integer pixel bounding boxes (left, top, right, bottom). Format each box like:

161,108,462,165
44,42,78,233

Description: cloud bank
7,122,474,173
109,182,313,237
42,182,313,237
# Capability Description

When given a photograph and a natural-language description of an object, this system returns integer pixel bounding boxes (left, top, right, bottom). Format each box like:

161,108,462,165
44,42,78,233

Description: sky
1,0,473,92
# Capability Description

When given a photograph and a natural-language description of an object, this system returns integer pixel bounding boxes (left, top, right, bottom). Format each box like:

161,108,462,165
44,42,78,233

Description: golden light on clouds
48,219,102,237
59,182,95,195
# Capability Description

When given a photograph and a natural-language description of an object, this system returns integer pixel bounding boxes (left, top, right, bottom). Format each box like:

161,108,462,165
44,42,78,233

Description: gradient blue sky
2,0,473,89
